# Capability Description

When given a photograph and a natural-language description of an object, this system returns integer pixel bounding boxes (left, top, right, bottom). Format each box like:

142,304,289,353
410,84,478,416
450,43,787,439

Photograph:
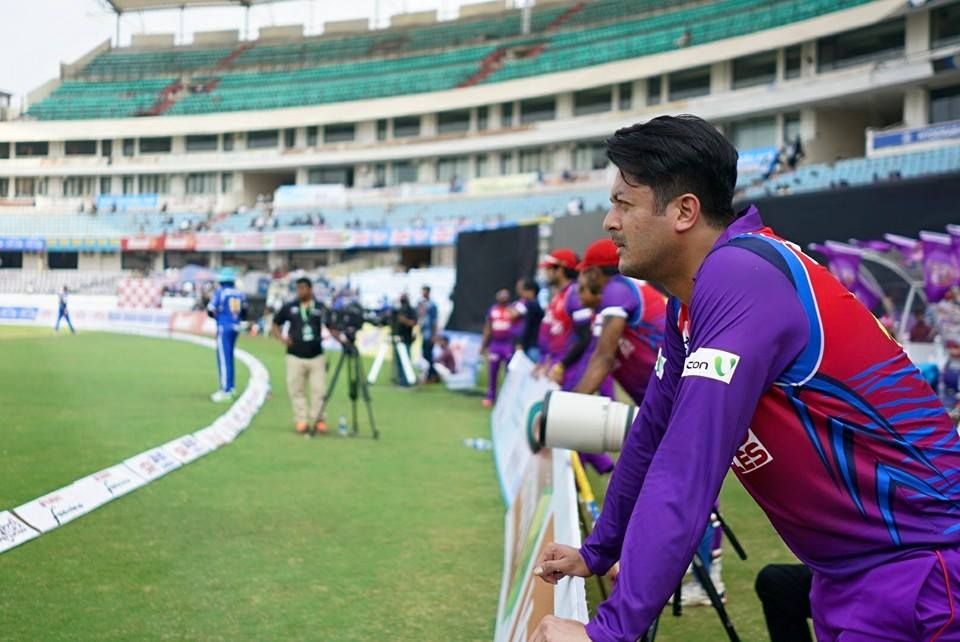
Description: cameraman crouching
271,277,343,436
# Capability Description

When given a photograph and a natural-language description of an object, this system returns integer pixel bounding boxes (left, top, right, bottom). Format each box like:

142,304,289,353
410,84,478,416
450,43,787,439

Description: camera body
328,301,391,342
532,390,639,453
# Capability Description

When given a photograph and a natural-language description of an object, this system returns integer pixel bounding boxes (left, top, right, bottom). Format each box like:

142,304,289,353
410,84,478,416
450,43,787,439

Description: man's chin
617,257,641,278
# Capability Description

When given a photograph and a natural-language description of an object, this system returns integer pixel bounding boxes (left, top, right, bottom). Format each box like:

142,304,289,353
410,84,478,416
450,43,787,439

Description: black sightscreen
447,225,539,333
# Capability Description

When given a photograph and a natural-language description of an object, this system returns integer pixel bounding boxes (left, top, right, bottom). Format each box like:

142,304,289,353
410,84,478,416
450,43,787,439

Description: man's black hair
606,114,738,228
520,277,539,294
563,267,578,280
295,277,312,288
600,266,619,277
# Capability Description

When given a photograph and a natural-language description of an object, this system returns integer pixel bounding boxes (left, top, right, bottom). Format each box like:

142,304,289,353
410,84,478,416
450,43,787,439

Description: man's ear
672,193,702,233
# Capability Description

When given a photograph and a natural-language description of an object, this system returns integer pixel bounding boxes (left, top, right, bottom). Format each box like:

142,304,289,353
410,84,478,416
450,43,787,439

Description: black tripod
315,341,380,440
641,512,747,642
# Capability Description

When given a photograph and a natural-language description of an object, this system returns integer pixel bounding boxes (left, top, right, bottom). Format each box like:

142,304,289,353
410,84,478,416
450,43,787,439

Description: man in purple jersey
531,115,960,642
481,288,519,407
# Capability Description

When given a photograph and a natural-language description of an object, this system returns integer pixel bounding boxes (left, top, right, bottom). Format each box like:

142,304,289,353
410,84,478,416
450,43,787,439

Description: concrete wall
324,19,369,34
78,252,122,272
193,30,238,46
259,25,304,41
459,1,506,18
390,10,437,28
805,108,870,162
131,34,176,49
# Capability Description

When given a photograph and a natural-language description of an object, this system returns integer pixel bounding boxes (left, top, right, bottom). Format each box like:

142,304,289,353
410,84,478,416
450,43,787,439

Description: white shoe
210,390,234,403
710,556,726,596
680,580,712,607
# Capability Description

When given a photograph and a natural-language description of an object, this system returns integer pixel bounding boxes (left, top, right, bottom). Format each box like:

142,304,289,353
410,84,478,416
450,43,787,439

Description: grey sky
0,0,517,104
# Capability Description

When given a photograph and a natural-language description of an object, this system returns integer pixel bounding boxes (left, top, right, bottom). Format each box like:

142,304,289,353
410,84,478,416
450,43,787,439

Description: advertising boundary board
0,321,270,555
491,352,588,639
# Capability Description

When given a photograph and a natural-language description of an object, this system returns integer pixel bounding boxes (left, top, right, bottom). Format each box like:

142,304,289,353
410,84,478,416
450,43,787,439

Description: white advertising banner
161,434,211,465
0,511,41,554
194,425,229,451
123,447,182,482
81,464,147,500
494,449,588,642
491,351,557,507
14,485,94,533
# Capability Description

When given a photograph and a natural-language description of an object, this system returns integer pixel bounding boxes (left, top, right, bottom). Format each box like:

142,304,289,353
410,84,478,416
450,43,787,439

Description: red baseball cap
577,239,620,270
539,248,579,270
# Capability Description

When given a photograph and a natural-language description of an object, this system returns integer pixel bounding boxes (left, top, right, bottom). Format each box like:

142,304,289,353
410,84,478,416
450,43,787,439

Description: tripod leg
355,354,380,440
314,350,347,435
691,554,740,642
349,353,360,436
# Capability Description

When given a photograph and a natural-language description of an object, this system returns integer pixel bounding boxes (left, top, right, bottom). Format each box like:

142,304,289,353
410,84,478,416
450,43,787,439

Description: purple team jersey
580,207,960,641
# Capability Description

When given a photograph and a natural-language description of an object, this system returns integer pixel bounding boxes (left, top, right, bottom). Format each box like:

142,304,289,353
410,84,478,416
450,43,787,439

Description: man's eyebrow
610,192,630,204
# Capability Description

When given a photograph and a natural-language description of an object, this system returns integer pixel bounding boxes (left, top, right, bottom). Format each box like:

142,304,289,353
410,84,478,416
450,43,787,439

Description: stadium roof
104,0,286,13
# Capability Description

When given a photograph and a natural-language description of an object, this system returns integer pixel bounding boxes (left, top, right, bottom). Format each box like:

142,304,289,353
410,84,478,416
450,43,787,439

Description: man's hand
548,363,565,385
534,543,592,585
530,616,589,642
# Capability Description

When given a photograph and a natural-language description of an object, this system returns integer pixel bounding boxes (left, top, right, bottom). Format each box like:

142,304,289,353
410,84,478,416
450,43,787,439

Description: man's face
543,265,560,287
603,171,674,281
422,287,430,300
581,266,603,294
296,283,312,301
577,273,601,309
496,289,510,304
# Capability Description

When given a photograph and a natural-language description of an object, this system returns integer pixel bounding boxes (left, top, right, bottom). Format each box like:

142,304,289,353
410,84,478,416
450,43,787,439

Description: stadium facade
0,0,958,277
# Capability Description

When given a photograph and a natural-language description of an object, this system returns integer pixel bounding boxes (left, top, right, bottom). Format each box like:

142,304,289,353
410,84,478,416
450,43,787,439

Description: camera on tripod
327,301,390,344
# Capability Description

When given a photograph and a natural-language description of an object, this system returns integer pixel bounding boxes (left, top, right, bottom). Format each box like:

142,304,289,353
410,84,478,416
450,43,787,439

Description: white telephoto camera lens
537,390,639,453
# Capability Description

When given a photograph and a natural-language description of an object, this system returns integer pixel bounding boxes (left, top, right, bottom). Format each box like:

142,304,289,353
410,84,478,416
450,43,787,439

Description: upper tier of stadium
27,0,872,120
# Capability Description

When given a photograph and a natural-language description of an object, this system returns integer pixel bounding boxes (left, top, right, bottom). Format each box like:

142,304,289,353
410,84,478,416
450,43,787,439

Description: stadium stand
0,270,130,294
741,145,960,198
27,0,871,120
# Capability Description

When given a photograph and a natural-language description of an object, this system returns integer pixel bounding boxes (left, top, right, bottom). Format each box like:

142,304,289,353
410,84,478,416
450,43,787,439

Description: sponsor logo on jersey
654,347,666,380
732,429,773,474
682,347,740,384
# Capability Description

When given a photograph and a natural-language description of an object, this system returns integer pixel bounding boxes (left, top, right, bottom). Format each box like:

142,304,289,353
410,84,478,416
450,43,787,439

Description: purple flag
919,231,960,302
850,238,894,253
810,242,882,310
884,233,923,267
948,224,960,273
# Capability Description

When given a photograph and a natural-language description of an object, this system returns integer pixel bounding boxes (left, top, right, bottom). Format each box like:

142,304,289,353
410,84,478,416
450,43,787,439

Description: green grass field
0,327,797,641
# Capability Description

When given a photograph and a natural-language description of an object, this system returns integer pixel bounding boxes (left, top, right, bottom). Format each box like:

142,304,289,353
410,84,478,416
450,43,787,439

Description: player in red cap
537,249,581,374
569,238,666,406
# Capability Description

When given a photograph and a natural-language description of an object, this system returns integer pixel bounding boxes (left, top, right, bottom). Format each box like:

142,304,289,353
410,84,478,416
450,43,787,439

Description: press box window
817,19,904,72
668,66,711,101
324,123,355,144
65,140,97,156
48,252,78,270
247,129,279,149
732,50,777,90
437,110,470,135
574,87,612,117
646,77,662,105
520,97,556,124
393,116,421,138
186,134,218,152
139,137,172,154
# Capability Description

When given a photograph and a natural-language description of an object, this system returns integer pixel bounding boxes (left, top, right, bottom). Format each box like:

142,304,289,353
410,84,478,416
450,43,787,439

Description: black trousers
755,563,813,642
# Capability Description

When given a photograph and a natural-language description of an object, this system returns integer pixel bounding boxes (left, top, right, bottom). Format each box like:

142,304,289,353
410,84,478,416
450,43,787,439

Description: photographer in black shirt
271,277,343,435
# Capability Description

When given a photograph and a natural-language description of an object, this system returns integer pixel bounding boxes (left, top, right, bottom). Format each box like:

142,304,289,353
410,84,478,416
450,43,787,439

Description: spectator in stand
934,286,960,343
787,134,805,170
909,310,935,343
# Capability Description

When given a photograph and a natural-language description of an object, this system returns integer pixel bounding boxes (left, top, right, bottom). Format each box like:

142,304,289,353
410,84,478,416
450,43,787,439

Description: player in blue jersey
206,268,248,403
532,116,960,642
55,285,76,334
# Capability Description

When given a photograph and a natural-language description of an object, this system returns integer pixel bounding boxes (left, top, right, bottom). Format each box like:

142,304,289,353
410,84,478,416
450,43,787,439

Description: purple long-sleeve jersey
580,207,960,642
